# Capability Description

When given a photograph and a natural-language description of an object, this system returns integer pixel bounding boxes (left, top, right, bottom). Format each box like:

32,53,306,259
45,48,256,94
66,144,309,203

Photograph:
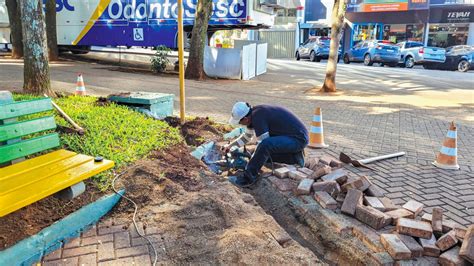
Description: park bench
0,91,114,217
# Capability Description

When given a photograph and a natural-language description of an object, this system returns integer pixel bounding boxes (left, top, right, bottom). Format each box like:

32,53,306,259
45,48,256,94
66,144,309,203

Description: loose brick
439,246,469,266
432,207,444,233
274,167,290,179
321,168,348,184
314,191,338,210
455,227,467,242
329,158,343,168
397,218,433,239
385,209,415,225
305,158,319,170
366,184,385,197
364,196,386,211
298,167,314,176
394,257,438,266
397,234,424,258
319,155,333,166
370,252,394,266
312,181,341,198
341,175,370,192
421,214,461,234
310,165,332,179
436,230,459,252
402,200,424,217
380,197,399,211
268,176,296,192
341,189,363,216
289,170,307,181
286,165,297,172
356,205,392,230
336,192,346,204
296,178,314,195
460,225,474,263
380,234,412,260
420,234,440,257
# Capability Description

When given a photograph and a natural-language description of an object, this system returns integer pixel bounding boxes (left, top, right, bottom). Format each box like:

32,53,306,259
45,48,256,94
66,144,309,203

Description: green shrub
12,94,182,189
150,45,171,73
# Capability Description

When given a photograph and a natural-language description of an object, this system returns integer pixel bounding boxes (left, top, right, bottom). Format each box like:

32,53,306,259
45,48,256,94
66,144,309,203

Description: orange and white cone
75,73,86,96
308,107,329,148
433,121,459,170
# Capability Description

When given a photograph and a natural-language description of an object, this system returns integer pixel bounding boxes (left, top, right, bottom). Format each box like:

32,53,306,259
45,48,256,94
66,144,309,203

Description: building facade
343,0,474,51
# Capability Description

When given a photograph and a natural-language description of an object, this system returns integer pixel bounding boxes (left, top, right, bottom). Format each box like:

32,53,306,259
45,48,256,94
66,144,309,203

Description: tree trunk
321,0,346,93
184,0,212,80
19,0,54,96
5,0,23,58
45,0,58,61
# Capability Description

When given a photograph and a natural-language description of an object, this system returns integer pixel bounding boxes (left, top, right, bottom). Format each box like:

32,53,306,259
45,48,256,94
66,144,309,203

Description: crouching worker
224,102,309,187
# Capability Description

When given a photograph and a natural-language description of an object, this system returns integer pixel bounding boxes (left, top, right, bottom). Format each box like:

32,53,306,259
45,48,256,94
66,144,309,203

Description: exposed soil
165,116,232,146
0,182,103,250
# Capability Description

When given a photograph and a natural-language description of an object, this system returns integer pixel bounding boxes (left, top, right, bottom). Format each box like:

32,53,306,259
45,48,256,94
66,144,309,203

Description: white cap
229,102,251,125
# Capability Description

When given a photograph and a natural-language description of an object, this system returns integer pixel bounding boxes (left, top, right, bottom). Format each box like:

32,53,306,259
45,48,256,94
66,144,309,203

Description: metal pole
177,0,186,124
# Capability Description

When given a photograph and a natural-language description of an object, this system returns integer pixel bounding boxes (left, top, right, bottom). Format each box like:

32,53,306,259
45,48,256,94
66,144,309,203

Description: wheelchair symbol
133,28,144,41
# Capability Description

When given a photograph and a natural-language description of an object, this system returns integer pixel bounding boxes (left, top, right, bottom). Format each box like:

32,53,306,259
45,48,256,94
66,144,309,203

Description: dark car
424,45,474,72
343,40,400,66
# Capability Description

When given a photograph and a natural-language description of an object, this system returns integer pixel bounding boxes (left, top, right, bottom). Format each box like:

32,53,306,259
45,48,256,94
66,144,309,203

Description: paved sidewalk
1,57,473,265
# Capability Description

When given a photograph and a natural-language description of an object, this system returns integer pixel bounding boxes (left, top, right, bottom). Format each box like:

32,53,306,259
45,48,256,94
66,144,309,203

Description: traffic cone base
308,108,328,149
433,122,459,170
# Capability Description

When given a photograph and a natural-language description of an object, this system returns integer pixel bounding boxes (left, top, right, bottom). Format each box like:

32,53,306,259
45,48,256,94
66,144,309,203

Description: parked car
296,37,341,62
343,40,400,66
397,41,446,68
423,45,474,72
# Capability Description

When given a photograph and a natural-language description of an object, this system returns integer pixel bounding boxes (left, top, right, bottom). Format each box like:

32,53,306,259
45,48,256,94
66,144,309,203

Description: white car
397,41,446,68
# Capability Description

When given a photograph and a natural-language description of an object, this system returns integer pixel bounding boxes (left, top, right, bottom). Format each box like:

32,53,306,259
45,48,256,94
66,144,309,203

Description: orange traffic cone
433,121,459,170
75,73,86,96
308,107,328,148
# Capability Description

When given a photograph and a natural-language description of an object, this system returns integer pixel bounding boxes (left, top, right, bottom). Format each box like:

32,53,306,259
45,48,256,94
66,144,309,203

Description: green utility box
108,92,174,119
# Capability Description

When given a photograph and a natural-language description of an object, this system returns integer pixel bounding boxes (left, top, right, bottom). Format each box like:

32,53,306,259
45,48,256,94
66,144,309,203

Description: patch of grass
13,94,182,189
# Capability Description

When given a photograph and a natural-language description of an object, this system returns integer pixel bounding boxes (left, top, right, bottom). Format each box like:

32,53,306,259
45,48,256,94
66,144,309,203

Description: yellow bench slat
0,153,95,196
0,155,114,217
0,149,76,179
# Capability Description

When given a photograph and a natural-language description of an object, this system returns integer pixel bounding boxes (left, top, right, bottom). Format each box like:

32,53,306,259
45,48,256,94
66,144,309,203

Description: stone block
439,246,470,266
380,234,412,260
366,184,385,197
402,200,424,217
432,207,443,233
312,181,341,198
289,170,307,181
459,225,474,263
296,178,314,195
314,191,338,210
397,218,433,239
305,157,320,170
364,196,386,211
341,189,363,216
274,167,290,179
298,167,314,176
436,230,459,252
356,205,391,230
370,252,395,266
329,158,343,168
310,165,332,180
268,176,296,192
380,197,399,212
321,168,348,184
455,227,467,242
319,155,333,166
421,214,461,234
397,234,424,258
286,165,297,172
394,257,438,266
385,209,415,225
420,233,440,257
341,175,371,192
336,192,346,204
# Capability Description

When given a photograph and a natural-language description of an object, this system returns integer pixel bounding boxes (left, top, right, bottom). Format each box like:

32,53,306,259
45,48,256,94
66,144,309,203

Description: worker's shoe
228,171,257,188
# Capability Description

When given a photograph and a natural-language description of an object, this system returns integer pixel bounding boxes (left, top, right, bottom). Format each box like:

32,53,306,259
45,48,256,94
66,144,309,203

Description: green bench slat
0,98,52,120
0,117,57,142
0,134,60,164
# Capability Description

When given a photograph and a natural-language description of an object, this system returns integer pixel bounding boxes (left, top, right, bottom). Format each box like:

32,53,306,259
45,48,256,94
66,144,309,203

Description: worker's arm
228,127,255,148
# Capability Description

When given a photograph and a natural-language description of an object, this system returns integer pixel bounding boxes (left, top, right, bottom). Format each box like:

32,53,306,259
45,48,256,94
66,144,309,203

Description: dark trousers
245,136,307,177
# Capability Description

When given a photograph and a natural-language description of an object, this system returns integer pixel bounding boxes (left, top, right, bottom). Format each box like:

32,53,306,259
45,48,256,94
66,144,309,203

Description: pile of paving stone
271,155,473,265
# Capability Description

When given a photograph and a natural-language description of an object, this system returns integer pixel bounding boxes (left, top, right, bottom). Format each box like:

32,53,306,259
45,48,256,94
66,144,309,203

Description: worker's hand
220,144,231,154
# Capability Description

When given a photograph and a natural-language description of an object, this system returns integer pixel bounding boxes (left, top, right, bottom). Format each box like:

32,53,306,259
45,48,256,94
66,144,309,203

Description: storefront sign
347,0,428,12
443,10,472,23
